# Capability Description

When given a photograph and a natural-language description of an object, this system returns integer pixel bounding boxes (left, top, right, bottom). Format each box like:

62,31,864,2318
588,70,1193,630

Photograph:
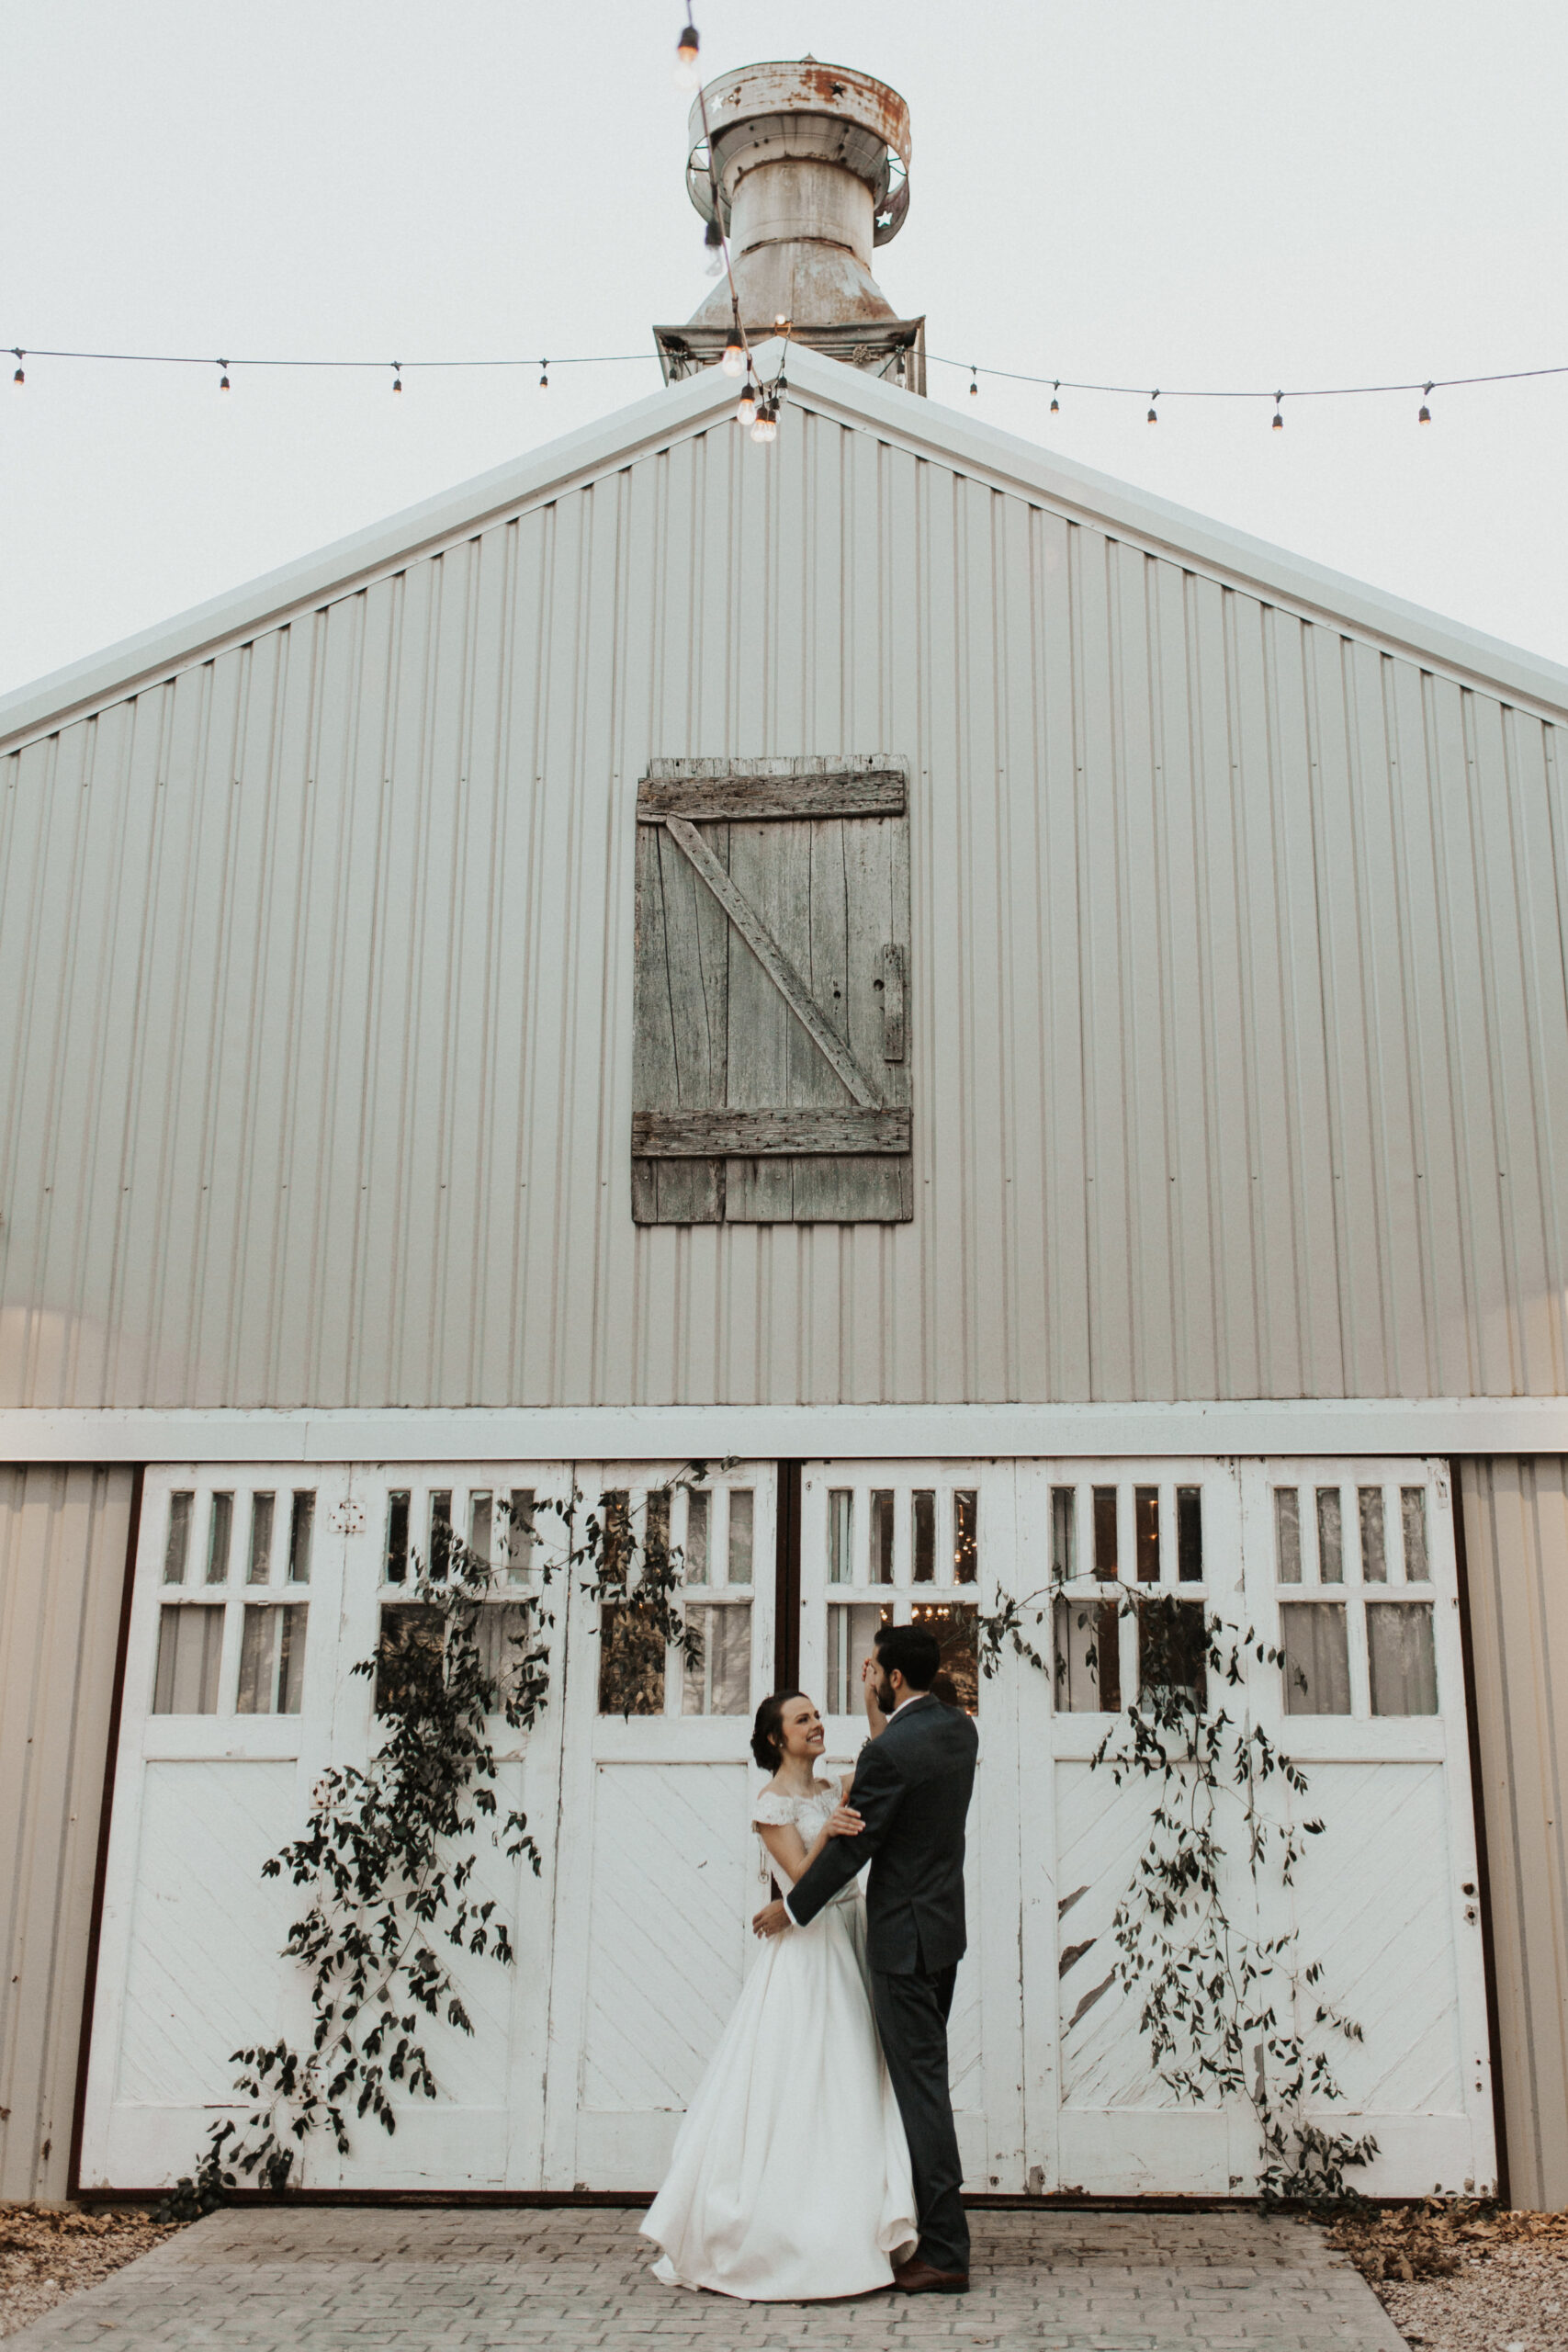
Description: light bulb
969,368,978,397
1050,383,1059,413
750,401,777,445
539,361,549,390
737,380,756,425
673,21,701,90
1147,395,1159,424
1418,381,1433,424
12,350,24,389
721,325,745,377
391,364,402,394
1271,399,1283,430
218,362,231,391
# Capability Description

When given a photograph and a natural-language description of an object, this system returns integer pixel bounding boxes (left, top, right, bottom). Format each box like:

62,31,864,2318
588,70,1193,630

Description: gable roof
4,336,1566,752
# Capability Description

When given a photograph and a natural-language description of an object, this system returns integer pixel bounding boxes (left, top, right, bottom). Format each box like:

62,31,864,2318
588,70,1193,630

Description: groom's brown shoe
892,2256,969,2294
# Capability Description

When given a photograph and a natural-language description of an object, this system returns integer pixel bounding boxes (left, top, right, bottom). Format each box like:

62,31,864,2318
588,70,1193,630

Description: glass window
503,1488,536,1584
385,1490,411,1585
682,1603,751,1716
598,1517,665,1713
645,1489,671,1568
1054,1594,1120,1713
164,1491,193,1585
953,1491,978,1586
1093,1487,1119,1579
1368,1603,1438,1715
1359,1487,1387,1582
475,1601,536,1704
1315,1487,1343,1582
1177,1487,1202,1582
828,1490,853,1585
247,1492,275,1585
375,1604,445,1714
871,1490,895,1585
826,1601,890,1714
236,1604,308,1715
1137,1600,1207,1708
913,1490,936,1583
1051,1487,1076,1581
205,1493,233,1584
728,1490,754,1585
1134,1487,1160,1583
1401,1487,1430,1581
683,1490,709,1584
428,1491,452,1581
288,1491,315,1585
152,1604,225,1714
913,1601,979,1713
1280,1602,1350,1714
1274,1487,1302,1583
469,1491,493,1566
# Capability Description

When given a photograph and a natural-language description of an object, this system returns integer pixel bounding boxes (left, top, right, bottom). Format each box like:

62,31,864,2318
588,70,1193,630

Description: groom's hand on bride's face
751,1900,791,1939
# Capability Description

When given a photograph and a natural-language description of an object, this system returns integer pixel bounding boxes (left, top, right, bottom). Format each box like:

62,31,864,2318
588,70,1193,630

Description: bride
640,1684,918,2301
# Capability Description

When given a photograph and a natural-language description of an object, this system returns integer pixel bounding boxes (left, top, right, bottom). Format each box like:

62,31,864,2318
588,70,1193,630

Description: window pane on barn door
1359,1487,1387,1582
1136,1600,1207,1708
598,1605,666,1716
152,1604,225,1714
475,1602,537,1704
164,1491,193,1584
503,1489,536,1584
375,1605,445,1713
871,1491,895,1584
727,1490,753,1584
914,1602,978,1713
953,1492,977,1585
205,1493,233,1584
827,1601,890,1713
1401,1487,1431,1580
1054,1595,1121,1713
288,1491,314,1584
1274,1487,1302,1582
237,1604,308,1715
681,1604,751,1715
1316,1487,1344,1582
683,1490,709,1583
384,1490,411,1584
913,1490,936,1583
247,1493,275,1584
1367,1604,1438,1715
1280,1602,1350,1714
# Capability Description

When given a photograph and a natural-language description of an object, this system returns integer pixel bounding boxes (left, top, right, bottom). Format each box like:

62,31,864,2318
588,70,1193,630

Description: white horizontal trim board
1,1396,1563,1464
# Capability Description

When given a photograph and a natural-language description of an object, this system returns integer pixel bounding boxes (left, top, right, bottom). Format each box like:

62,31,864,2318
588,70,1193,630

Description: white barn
3,58,1567,2213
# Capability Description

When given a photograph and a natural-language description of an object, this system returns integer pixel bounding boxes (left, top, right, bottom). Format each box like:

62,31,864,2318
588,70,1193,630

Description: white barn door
80,1462,573,2193
796,1460,1027,2195
542,1464,777,2190
1025,1456,1495,2199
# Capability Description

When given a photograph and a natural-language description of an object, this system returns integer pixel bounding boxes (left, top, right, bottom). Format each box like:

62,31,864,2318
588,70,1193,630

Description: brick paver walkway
4,2206,1406,2351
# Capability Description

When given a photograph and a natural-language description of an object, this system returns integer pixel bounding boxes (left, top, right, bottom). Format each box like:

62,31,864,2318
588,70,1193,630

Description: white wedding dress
641,1778,918,2301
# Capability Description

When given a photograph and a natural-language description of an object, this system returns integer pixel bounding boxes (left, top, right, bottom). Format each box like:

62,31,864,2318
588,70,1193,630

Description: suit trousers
870,1961,968,2275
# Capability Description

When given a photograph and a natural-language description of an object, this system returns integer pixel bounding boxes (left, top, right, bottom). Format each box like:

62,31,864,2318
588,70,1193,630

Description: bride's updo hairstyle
751,1690,807,1771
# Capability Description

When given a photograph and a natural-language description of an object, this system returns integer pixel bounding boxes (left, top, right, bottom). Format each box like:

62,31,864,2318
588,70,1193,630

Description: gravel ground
0,2207,180,2340
1328,2204,1568,2352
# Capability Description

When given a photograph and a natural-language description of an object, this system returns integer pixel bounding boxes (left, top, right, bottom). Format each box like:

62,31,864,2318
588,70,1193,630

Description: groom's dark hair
874,1622,942,1690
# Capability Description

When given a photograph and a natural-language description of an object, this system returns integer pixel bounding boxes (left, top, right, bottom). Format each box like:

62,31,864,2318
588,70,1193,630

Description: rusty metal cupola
653,58,925,391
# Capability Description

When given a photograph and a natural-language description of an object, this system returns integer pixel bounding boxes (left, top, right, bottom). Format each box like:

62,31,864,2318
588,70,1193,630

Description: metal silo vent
653,58,924,393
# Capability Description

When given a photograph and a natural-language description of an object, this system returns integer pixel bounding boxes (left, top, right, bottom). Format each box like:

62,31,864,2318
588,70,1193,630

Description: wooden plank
880,942,906,1061
633,1108,910,1158
637,772,907,821
661,814,883,1110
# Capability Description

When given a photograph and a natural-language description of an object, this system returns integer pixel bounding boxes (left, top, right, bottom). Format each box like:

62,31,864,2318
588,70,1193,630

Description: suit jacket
785,1694,977,1974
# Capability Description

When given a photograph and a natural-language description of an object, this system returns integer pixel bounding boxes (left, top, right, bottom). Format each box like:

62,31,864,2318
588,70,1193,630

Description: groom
751,1621,978,2294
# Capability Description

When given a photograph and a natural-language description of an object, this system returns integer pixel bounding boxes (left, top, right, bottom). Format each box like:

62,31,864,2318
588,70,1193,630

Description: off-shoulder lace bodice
751,1781,840,1833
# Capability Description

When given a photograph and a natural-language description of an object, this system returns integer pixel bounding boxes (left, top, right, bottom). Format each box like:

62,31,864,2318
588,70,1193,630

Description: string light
721,318,745,378
750,398,778,445
11,349,22,389
217,360,231,391
539,359,548,390
673,19,701,91
969,366,978,397
737,377,756,426
1419,380,1433,423
1272,392,1283,430
391,362,402,394
1050,382,1059,413
1147,391,1159,424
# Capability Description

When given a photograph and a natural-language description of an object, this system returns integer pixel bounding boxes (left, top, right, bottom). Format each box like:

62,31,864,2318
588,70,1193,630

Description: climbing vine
156,1468,713,2220
979,1577,1376,2209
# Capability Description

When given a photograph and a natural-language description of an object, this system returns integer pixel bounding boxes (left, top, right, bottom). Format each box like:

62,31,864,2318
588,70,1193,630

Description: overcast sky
5,0,1565,698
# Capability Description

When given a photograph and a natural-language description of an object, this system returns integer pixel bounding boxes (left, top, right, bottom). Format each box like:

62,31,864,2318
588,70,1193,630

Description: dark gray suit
786,1695,978,2275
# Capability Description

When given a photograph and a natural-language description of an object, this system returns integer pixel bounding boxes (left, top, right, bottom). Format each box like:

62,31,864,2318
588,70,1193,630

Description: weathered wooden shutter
633,756,912,1224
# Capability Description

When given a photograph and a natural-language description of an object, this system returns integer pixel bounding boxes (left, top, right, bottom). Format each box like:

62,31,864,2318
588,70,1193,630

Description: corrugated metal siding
0,1464,132,2200
2,405,1566,1408
1460,1456,1568,2208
